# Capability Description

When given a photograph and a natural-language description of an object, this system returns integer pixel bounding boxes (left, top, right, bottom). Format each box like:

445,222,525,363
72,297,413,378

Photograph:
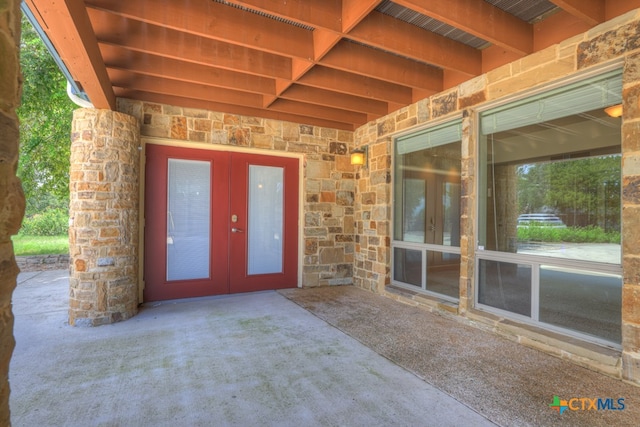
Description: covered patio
5,1,640,424
10,269,640,426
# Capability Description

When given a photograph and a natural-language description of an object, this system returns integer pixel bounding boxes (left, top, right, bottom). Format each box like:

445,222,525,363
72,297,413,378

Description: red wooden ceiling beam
279,84,389,116
87,8,293,81
298,66,414,105
114,90,356,130
321,40,444,92
348,11,481,77
549,0,605,26
86,0,314,59
101,44,276,95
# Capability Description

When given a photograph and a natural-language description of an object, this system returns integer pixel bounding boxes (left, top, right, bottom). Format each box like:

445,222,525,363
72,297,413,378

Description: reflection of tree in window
517,155,621,239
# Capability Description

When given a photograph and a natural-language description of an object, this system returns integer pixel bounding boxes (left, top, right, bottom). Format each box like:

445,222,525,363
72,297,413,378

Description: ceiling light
605,104,623,118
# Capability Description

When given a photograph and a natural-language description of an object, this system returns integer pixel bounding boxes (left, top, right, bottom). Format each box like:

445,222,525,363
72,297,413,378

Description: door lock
231,214,238,223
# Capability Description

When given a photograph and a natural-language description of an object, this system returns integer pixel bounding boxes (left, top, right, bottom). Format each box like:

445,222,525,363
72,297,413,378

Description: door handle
231,227,244,233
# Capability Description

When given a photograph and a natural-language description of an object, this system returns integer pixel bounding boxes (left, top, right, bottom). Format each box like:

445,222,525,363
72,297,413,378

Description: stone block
320,192,335,203
432,91,458,117
578,21,640,69
623,121,640,153
416,99,430,123
337,130,354,143
169,116,187,139
320,247,345,264
623,206,640,255
329,141,347,155
377,117,395,137
305,239,318,255
459,91,486,109
252,133,273,149
622,284,640,324
622,351,640,384
371,206,389,221
622,322,640,352
361,192,376,205
335,155,352,171
624,84,640,121
306,160,331,179
488,57,574,99
623,175,640,204
396,118,418,134
229,127,249,146
623,255,640,286
282,122,300,140
336,191,354,206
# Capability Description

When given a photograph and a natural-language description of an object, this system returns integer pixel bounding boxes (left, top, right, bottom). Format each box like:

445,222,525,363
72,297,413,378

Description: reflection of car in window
517,213,566,228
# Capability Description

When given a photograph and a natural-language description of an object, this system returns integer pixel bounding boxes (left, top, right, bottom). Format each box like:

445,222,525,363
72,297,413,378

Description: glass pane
394,129,461,246
539,266,621,343
478,260,531,316
393,248,422,287
167,159,210,281
248,165,283,275
442,182,460,246
426,251,460,299
478,72,622,266
403,179,425,243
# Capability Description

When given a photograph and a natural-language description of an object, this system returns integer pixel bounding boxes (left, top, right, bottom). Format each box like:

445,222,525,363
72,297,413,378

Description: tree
517,155,621,230
18,15,76,216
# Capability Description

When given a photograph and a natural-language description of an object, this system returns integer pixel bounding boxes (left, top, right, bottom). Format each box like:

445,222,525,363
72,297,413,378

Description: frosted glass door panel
248,165,283,275
167,159,211,281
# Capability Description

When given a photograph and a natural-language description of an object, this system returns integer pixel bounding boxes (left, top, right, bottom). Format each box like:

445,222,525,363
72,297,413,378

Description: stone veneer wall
353,9,640,384
69,109,140,326
622,50,640,383
0,0,23,423
116,99,356,287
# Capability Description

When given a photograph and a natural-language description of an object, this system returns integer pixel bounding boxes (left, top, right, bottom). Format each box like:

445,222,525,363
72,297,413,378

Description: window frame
391,116,463,302
473,64,624,349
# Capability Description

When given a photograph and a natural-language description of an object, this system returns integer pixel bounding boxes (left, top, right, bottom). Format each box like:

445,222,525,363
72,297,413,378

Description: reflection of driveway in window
517,242,620,264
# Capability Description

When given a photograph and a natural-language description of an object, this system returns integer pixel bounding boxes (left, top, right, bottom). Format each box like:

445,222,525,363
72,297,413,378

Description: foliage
19,209,69,236
18,15,75,217
517,225,620,244
517,155,621,231
11,235,69,256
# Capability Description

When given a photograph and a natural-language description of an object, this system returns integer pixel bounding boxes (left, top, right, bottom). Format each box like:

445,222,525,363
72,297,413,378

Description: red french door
144,144,299,301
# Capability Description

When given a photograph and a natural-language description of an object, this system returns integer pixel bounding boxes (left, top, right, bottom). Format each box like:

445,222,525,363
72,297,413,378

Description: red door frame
143,144,299,301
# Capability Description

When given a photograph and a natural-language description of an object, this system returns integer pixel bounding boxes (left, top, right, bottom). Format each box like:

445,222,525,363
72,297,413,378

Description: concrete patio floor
9,270,640,426
9,270,492,427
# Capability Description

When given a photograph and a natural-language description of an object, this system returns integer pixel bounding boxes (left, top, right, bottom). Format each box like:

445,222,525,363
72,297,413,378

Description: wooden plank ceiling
24,0,640,130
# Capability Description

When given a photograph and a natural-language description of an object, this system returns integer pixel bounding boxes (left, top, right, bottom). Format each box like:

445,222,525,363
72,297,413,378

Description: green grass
11,235,69,256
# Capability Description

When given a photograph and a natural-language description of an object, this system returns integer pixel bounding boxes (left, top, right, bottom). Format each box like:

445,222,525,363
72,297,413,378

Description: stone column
621,52,640,385
0,0,24,423
459,112,475,313
69,109,140,326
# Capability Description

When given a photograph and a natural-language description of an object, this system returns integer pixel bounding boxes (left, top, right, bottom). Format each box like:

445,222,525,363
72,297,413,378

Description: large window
393,120,462,300
477,70,623,346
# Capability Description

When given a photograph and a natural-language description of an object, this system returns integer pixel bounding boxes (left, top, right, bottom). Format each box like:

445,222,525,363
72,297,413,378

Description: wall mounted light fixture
350,146,367,167
605,104,623,118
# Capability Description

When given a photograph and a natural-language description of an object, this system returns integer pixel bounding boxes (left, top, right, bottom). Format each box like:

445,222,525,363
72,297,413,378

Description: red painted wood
144,145,298,301
228,153,299,293
144,144,229,301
